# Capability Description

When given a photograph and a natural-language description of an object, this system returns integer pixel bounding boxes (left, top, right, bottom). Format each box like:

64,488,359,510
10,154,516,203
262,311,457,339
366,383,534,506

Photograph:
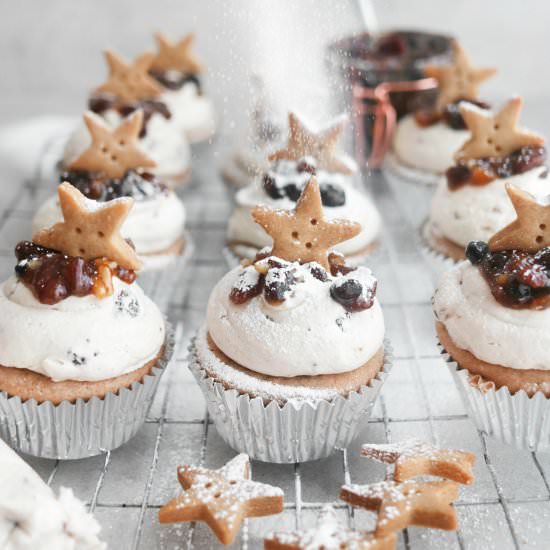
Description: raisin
446,165,471,190
320,183,346,207
284,183,302,202
330,279,362,308
465,241,489,265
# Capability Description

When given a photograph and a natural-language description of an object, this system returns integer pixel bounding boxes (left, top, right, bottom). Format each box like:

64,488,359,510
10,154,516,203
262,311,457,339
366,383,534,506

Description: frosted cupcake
63,49,191,187
35,111,187,271
389,40,496,183
149,32,216,143
424,97,546,269
227,113,381,264
191,177,391,463
434,184,550,451
0,183,173,458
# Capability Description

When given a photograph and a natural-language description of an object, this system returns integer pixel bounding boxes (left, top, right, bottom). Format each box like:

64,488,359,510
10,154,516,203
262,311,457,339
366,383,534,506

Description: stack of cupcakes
422,96,547,278
33,110,191,273
226,112,381,266
385,40,496,227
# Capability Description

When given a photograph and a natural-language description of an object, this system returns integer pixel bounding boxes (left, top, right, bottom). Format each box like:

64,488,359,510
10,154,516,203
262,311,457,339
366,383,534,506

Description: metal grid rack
1,134,550,550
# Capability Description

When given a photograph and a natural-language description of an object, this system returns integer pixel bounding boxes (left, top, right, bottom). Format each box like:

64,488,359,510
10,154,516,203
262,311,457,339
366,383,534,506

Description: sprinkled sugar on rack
1,131,550,549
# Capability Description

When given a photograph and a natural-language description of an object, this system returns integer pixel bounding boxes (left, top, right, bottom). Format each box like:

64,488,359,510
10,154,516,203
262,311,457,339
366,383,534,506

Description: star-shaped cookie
455,97,544,161
340,479,459,537
69,110,156,179
151,32,203,74
33,182,141,270
158,454,283,545
489,184,550,253
424,40,496,112
269,113,354,175
252,176,361,270
265,505,396,550
361,439,476,484
95,49,163,103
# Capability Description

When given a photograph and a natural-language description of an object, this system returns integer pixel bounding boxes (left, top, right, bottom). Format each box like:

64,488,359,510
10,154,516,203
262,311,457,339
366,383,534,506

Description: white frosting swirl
207,264,385,377
161,83,216,142
0,277,165,382
32,190,185,255
393,115,469,174
0,439,105,550
63,110,191,181
227,180,381,256
430,166,549,247
434,262,550,371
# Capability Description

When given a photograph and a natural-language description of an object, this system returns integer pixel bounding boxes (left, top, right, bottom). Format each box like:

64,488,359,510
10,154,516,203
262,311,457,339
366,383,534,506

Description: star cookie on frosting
33,182,141,270
264,505,396,550
340,479,460,536
269,113,354,175
151,32,203,74
95,50,162,103
455,97,544,161
424,40,496,113
252,176,361,270
489,184,550,253
361,439,476,484
69,110,156,179
159,454,283,545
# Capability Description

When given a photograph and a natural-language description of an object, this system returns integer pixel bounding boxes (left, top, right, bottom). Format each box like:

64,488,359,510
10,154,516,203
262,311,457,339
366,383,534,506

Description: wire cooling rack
1,132,550,550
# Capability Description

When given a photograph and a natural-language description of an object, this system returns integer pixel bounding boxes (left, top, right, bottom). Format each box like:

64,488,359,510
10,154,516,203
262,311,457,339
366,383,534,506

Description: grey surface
0,130,549,549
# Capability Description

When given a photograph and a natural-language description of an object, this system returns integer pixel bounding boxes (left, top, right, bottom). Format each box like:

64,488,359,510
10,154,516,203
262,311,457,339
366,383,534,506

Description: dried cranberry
510,146,546,174
375,34,406,57
320,183,346,207
446,165,471,190
296,158,317,174
466,241,489,265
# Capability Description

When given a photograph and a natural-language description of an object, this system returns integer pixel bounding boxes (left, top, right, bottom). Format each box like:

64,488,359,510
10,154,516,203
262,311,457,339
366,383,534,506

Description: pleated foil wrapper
383,152,440,229
139,235,194,314
189,332,393,463
440,344,550,452
418,220,461,285
0,324,175,460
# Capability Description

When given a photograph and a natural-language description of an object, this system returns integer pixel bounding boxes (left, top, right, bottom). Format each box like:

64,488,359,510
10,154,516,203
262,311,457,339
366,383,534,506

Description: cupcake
226,113,381,265
389,40,496,182
423,96,546,273
434,184,550,451
63,49,191,188
34,110,188,271
190,176,391,463
149,32,216,143
0,183,173,458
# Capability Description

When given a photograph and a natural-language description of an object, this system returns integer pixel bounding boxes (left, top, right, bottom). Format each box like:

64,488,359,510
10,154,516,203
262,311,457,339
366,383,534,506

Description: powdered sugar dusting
265,504,391,549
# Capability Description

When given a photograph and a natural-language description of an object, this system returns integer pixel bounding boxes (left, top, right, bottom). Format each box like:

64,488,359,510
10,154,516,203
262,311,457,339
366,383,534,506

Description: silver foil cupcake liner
0,324,175,460
440,343,550,452
139,234,194,314
383,152,440,229
188,330,393,463
418,220,461,284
